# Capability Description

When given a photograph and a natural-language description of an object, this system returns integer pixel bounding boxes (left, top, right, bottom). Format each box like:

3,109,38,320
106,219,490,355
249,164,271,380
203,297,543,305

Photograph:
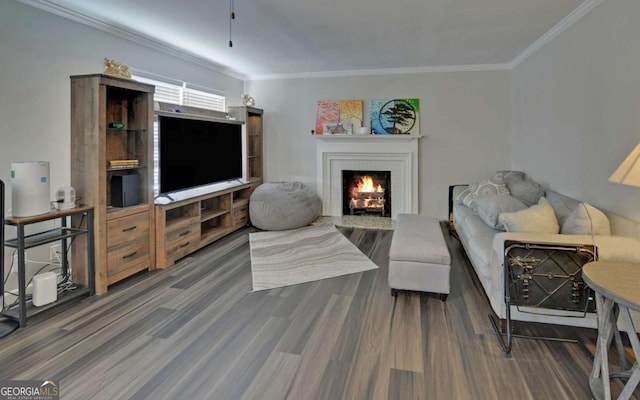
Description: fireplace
315,135,421,219
342,170,391,216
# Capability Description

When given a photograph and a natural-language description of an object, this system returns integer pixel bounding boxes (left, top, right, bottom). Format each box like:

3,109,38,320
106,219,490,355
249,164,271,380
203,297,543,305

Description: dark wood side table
583,261,640,400
2,206,95,327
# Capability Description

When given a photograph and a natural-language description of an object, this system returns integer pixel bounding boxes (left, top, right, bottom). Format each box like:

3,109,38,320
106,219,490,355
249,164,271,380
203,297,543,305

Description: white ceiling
22,0,593,79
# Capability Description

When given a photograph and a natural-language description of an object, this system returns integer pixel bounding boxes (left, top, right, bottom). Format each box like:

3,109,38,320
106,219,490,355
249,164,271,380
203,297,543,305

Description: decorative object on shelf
339,100,363,131
241,94,255,106
103,57,131,79
108,159,139,169
370,98,420,135
323,122,352,135
315,100,339,135
357,126,370,135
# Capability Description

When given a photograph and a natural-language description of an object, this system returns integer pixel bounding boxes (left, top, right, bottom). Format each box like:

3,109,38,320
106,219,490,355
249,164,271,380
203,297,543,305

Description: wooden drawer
107,211,150,248
233,205,249,226
165,216,199,236
107,241,150,284
107,211,150,283
165,230,200,263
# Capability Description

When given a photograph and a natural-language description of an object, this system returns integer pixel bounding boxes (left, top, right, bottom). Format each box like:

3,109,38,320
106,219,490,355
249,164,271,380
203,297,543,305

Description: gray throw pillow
470,194,528,230
498,170,525,186
498,197,560,234
546,190,580,227
508,179,545,207
561,202,611,235
461,173,510,208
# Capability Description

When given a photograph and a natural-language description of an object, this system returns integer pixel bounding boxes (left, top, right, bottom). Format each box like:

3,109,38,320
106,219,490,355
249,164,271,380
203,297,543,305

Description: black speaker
111,174,140,207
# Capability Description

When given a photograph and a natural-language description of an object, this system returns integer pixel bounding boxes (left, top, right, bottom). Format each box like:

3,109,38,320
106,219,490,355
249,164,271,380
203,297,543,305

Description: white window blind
132,75,225,112
183,87,226,111
132,75,182,104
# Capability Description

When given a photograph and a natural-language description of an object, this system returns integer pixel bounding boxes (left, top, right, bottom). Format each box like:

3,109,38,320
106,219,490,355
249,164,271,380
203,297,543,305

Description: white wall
246,70,511,219
0,1,244,213
512,0,640,220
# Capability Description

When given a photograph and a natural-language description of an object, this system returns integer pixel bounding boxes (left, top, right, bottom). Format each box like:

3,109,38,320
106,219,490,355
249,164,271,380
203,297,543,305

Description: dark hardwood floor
0,223,637,399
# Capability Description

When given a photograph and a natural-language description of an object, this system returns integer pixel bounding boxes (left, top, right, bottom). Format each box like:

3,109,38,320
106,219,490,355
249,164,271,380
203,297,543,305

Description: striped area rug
249,223,379,291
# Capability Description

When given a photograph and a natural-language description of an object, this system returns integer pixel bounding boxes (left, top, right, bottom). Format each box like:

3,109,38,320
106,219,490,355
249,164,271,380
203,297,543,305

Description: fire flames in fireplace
348,175,386,215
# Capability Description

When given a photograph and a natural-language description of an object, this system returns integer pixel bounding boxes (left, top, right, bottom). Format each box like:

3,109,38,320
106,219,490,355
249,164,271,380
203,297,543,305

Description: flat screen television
158,114,243,195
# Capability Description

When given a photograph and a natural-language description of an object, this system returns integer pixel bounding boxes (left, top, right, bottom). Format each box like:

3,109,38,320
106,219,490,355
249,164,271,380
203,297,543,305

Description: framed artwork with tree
370,98,419,135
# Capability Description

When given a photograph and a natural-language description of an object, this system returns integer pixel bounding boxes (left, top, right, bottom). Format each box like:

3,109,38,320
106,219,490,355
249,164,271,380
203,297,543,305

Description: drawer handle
179,230,191,237
123,225,137,232
122,251,138,259
179,242,190,248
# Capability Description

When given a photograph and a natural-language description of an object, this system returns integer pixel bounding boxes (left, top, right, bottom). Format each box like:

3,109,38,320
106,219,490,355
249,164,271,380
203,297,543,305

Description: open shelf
5,227,87,249
106,128,147,132
201,218,230,244
228,106,263,183
2,285,91,321
201,209,229,222
155,182,255,268
106,166,145,172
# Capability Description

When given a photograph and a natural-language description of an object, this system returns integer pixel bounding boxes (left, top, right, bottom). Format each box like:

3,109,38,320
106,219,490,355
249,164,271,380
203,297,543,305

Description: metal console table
491,240,597,354
2,206,95,327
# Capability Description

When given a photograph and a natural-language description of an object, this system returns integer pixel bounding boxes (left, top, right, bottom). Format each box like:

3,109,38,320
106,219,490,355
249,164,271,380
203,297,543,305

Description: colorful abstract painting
339,100,363,130
370,98,420,135
315,100,340,135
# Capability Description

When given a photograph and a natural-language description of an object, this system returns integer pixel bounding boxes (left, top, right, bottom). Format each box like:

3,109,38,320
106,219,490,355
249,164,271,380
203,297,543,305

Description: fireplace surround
315,135,421,219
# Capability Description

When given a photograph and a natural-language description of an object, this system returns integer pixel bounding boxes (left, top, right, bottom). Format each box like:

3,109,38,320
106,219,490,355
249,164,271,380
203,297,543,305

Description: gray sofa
449,171,640,330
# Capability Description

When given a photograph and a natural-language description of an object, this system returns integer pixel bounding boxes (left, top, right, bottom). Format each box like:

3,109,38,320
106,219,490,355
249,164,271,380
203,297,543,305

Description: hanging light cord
229,0,235,47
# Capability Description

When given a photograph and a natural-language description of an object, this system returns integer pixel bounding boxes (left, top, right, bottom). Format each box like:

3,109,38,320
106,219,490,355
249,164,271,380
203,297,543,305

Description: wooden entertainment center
70,74,263,290
154,183,254,267
154,105,263,268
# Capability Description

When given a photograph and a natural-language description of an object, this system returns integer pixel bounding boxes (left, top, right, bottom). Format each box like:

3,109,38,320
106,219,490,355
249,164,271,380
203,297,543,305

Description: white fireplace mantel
314,134,422,142
315,134,423,219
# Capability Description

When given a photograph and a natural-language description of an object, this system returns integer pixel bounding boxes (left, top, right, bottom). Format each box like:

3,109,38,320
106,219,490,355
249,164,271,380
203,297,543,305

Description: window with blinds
132,75,226,112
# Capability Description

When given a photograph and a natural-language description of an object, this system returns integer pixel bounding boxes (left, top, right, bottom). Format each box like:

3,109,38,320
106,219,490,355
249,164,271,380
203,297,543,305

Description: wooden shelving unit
155,183,255,268
70,74,155,294
228,106,263,184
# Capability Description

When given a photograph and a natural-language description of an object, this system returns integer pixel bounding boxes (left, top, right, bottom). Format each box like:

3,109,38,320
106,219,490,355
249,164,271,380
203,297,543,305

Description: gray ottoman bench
388,214,451,300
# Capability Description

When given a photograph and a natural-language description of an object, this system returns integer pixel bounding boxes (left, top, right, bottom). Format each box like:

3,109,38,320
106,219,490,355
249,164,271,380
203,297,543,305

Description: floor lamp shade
609,143,640,188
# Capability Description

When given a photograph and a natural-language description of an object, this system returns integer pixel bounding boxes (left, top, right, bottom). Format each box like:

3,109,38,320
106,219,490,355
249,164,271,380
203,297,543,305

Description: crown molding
510,0,605,67
247,64,512,81
16,0,247,81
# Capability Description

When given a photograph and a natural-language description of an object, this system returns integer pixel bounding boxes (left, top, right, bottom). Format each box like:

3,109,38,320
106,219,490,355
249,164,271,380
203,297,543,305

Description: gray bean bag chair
250,182,322,231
